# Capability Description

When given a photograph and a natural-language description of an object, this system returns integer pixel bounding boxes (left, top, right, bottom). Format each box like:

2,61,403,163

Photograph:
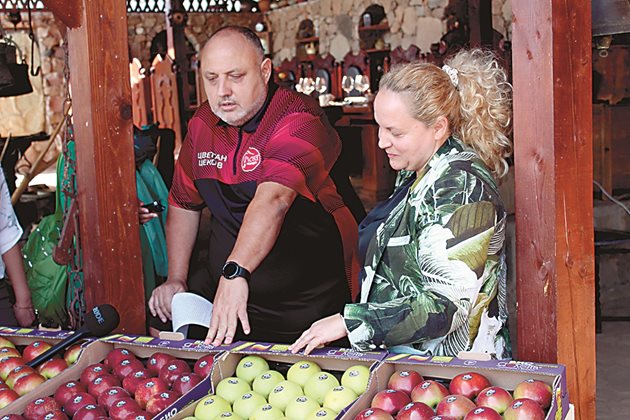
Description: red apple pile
0,337,85,409
9,349,214,419
354,370,553,420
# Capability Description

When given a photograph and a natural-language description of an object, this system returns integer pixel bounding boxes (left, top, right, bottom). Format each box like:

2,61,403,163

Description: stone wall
267,0,512,65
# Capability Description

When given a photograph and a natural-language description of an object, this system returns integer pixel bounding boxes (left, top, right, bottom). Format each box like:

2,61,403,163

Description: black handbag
0,39,33,97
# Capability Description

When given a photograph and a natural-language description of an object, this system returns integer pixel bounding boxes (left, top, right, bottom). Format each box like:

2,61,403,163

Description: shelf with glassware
296,36,319,61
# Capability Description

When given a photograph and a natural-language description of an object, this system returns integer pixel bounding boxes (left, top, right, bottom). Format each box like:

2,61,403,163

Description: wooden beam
468,0,492,48
512,0,595,419
41,0,82,28
66,1,146,333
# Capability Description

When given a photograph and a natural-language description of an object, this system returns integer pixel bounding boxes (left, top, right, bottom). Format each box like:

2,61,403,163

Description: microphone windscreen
84,304,120,337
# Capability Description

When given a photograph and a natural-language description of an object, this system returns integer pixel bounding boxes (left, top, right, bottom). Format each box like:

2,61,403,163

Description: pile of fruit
355,369,553,420
0,340,216,420
0,337,83,409
186,355,371,420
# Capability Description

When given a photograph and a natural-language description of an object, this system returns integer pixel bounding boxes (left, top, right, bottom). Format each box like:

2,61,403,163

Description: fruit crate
171,341,388,419
0,331,232,419
343,353,569,420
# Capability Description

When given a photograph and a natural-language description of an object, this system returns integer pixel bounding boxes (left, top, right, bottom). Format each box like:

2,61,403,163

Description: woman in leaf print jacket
290,49,513,359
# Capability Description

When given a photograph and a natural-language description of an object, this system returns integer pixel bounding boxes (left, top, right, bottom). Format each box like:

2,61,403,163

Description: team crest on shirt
241,147,261,172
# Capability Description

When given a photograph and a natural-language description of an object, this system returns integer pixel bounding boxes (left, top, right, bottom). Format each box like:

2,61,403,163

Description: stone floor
597,321,630,419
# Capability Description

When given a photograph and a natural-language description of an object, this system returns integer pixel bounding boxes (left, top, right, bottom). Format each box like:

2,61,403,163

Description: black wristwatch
222,261,251,281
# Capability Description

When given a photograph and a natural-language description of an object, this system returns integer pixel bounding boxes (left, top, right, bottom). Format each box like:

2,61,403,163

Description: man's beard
212,92,267,127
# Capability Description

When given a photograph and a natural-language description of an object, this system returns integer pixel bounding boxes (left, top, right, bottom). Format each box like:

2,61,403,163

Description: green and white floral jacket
343,137,511,359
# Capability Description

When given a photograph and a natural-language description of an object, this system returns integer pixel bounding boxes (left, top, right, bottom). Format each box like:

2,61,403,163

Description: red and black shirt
169,84,358,343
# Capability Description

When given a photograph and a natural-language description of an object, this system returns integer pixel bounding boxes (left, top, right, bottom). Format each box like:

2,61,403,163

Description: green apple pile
188,355,371,420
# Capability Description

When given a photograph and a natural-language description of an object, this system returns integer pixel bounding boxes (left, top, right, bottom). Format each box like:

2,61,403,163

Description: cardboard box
343,353,569,420
172,341,388,419
0,331,231,419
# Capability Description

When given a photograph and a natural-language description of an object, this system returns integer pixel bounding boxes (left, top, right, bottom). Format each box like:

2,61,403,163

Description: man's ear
433,115,450,140
261,58,272,83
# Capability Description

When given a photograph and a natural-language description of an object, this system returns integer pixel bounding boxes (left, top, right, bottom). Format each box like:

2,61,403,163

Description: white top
0,170,23,278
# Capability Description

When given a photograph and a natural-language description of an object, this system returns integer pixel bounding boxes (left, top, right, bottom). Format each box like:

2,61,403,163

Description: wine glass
354,75,370,96
302,77,315,95
294,77,304,93
341,75,354,98
315,77,327,95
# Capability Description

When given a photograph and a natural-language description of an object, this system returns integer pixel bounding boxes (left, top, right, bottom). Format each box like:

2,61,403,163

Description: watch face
223,262,239,278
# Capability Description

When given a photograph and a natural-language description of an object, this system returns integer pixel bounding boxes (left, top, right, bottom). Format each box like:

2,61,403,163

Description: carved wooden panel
150,54,182,154
342,50,370,79
389,44,421,66
274,57,303,87
129,58,151,128
307,54,339,97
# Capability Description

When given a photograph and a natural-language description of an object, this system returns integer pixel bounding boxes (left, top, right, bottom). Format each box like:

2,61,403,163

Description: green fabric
22,155,68,326
344,137,510,359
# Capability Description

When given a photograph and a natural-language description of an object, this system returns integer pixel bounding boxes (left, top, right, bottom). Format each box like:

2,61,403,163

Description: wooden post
512,0,595,418
468,0,493,48
62,1,146,333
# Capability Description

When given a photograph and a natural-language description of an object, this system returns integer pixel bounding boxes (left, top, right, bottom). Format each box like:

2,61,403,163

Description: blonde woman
291,49,513,358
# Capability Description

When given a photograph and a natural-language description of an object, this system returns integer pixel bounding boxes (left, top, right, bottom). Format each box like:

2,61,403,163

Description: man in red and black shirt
148,26,360,346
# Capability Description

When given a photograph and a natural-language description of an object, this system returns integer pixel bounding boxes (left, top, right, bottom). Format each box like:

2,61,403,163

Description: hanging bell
0,41,33,97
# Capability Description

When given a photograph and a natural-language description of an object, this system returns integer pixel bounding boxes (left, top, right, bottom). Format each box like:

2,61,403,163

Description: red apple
0,348,21,359
475,386,513,414
436,395,476,418
13,373,46,396
38,358,69,379
0,337,16,349
88,374,121,398
371,389,411,415
353,407,394,419
63,344,83,365
122,369,152,395
512,379,552,409
129,411,151,420
193,354,215,377
158,359,191,386
38,410,68,419
97,386,130,409
112,358,144,380
62,392,97,417
134,377,169,409
23,396,61,420
172,372,203,395
388,370,424,396
5,366,36,389
0,415,25,420
73,404,108,420
109,397,141,420
80,363,109,384
146,352,175,376
448,373,491,400
0,388,19,409
54,380,87,406
464,406,502,419
502,398,546,420
105,348,136,368
396,401,435,420
411,380,450,408
0,357,25,380
145,390,181,415
22,341,52,363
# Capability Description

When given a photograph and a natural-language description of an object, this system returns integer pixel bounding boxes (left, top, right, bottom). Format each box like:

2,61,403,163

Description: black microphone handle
26,329,88,369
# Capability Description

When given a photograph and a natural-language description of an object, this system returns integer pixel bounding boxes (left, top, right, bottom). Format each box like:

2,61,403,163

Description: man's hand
138,202,159,224
205,277,250,346
148,280,187,323
289,314,348,355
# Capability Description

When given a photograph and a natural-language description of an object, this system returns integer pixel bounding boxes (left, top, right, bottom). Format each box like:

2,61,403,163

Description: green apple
215,377,252,405
323,385,358,413
212,412,244,419
235,356,269,384
287,360,322,387
341,364,370,395
232,391,267,419
252,369,285,398
194,394,232,420
249,403,284,420
285,395,320,420
305,407,337,419
268,380,303,412
304,372,340,405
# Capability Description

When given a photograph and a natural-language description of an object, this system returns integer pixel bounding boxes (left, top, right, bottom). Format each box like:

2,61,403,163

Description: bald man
148,26,360,346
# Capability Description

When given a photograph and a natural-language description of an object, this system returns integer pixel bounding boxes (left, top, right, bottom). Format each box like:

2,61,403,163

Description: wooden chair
307,54,340,98
129,57,151,128
150,54,183,156
389,44,421,67
274,57,303,88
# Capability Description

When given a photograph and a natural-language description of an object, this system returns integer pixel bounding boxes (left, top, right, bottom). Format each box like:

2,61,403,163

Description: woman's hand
138,201,159,224
289,313,348,355
13,303,36,327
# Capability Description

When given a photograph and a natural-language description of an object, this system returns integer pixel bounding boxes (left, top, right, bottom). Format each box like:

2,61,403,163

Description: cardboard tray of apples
0,331,232,419
170,341,388,420
344,353,570,420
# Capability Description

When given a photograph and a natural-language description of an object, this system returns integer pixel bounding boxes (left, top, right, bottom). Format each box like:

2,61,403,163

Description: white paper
171,292,213,337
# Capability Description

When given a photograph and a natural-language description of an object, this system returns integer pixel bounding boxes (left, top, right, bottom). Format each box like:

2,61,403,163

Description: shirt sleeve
258,112,340,201
0,170,23,256
168,121,205,211
343,169,503,354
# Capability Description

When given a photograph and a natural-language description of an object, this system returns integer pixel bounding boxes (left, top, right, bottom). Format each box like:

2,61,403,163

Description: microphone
27,304,120,368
